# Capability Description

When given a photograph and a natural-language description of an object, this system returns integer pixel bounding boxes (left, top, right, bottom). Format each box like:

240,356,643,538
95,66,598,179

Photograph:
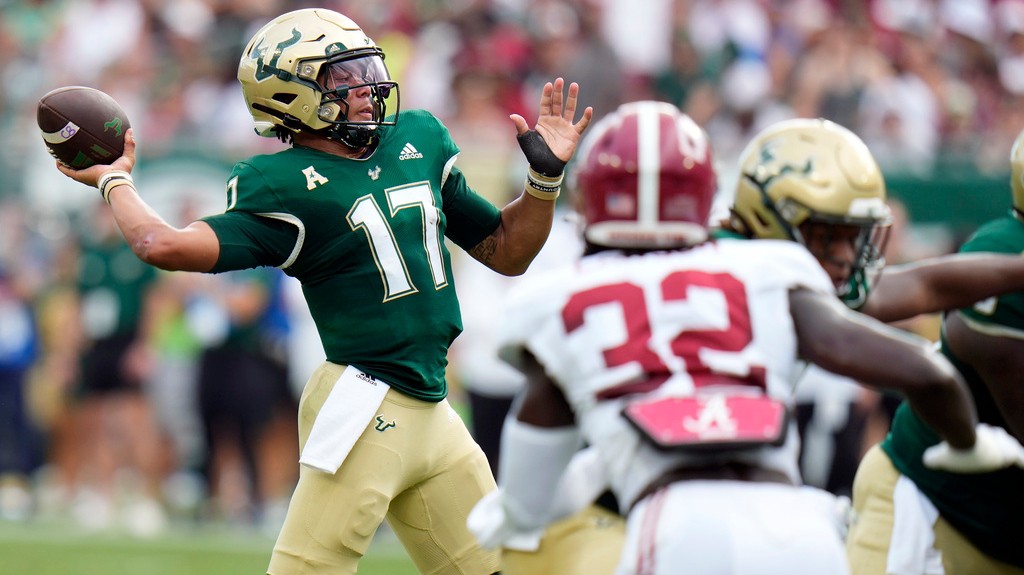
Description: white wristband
97,170,135,204
524,168,562,200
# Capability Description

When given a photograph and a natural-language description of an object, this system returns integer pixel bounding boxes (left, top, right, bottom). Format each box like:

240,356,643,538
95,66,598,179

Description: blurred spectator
522,0,624,122
189,268,297,527
443,65,523,206
703,57,795,215
0,265,42,521
686,0,771,61
996,0,1024,96
789,17,891,129
857,18,942,175
44,0,149,87
66,203,168,536
651,29,711,111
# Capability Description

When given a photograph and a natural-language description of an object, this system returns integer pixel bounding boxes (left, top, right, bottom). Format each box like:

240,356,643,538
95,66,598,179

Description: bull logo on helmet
251,28,302,82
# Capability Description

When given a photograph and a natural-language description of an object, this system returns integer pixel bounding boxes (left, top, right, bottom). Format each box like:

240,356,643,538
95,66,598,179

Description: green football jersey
201,110,502,401
882,212,1024,567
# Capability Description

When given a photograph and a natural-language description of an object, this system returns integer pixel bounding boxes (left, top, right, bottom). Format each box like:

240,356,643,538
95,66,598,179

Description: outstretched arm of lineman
797,287,1024,474
789,287,978,449
55,129,220,272
861,253,1024,323
468,78,593,276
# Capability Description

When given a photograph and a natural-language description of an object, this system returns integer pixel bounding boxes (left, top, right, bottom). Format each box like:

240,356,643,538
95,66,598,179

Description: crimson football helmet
571,101,717,250
237,8,399,148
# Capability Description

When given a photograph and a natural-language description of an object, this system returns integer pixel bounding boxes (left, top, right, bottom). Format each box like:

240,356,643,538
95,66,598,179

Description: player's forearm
471,193,555,276
868,254,1024,321
901,362,979,450
792,288,978,448
499,417,580,530
809,322,978,449
107,184,218,272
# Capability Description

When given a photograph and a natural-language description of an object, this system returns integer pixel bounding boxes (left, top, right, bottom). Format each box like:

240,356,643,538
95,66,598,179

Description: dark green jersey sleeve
200,160,303,273
441,165,502,251
202,211,299,273
957,215,1024,332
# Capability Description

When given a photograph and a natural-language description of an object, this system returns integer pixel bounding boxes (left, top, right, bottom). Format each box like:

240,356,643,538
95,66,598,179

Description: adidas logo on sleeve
399,143,424,160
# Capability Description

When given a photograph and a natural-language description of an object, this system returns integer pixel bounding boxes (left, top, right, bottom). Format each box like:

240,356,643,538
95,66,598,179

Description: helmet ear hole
273,93,298,105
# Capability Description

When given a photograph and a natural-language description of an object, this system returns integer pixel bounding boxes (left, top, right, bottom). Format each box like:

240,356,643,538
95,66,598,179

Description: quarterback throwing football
50,8,592,575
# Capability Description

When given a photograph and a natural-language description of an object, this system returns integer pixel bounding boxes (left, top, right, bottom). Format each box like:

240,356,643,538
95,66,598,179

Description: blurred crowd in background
1,0,1023,537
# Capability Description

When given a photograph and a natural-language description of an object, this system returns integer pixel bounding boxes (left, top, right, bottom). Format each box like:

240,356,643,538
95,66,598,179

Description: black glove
516,130,566,178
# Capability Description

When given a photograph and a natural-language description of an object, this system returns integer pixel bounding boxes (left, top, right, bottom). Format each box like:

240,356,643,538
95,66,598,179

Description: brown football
37,86,130,169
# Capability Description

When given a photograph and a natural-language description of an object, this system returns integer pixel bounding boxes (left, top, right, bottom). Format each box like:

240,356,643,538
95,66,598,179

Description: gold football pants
268,361,499,575
847,444,1024,575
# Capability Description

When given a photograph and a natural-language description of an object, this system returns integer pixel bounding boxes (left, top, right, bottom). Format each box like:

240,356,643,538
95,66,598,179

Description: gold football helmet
237,8,399,147
1011,128,1024,216
731,118,891,293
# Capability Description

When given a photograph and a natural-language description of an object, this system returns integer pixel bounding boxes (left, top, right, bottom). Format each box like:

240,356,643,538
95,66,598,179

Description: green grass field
0,520,419,575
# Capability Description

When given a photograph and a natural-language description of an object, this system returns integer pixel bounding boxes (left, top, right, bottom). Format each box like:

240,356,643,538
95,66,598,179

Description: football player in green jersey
724,119,1024,573
725,118,1024,321
844,130,1024,575
51,8,592,575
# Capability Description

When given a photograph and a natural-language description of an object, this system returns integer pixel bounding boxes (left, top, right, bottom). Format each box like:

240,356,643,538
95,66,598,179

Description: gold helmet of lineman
731,118,892,286
237,8,399,148
1010,128,1024,217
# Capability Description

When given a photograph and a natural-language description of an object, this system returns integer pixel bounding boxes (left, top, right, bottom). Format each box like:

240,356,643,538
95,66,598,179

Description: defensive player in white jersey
468,101,1024,575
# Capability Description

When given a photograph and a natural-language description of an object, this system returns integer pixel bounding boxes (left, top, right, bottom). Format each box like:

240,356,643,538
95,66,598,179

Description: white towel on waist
886,474,944,575
299,364,390,474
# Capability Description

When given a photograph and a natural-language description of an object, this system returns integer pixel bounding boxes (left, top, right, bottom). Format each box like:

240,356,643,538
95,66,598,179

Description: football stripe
41,121,81,144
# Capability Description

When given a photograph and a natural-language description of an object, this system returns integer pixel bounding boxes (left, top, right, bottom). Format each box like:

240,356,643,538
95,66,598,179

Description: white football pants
617,479,849,575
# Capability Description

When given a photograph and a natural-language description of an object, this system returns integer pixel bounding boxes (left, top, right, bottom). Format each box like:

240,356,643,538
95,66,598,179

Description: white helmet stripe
637,101,661,227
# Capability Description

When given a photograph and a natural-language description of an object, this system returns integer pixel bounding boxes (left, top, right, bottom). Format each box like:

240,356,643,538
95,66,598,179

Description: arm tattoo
469,233,498,266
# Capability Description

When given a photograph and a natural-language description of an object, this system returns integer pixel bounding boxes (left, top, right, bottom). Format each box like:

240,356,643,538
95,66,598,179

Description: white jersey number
346,182,447,302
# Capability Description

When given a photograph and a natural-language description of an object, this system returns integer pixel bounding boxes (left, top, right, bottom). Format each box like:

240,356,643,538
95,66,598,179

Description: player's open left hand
510,78,593,178
56,128,137,189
